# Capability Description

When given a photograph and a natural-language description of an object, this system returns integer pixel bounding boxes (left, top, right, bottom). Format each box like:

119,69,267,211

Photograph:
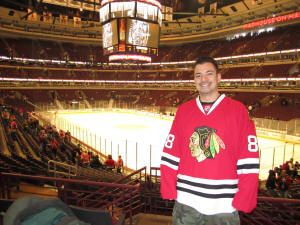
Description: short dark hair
194,56,218,71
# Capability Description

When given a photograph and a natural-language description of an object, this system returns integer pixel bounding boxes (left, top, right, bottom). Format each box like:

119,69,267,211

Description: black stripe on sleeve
237,164,260,170
161,156,179,166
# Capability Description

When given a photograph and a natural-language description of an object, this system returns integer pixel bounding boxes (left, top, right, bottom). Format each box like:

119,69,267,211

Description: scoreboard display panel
102,18,159,57
102,20,118,48
126,19,159,49
100,0,162,61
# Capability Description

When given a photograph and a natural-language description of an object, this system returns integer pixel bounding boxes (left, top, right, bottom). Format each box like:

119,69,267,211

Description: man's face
194,62,221,99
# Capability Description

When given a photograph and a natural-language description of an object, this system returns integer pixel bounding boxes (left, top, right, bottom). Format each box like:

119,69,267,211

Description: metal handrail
47,160,78,178
0,172,139,224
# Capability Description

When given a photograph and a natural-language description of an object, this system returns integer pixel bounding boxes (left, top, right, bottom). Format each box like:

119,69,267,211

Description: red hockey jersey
160,94,259,215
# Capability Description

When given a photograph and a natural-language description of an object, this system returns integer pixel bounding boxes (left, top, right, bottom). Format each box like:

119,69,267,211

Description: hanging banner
73,16,82,27
27,9,38,21
43,12,53,23
59,14,68,25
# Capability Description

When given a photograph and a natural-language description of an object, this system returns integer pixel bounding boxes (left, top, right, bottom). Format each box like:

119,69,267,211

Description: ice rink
57,111,300,180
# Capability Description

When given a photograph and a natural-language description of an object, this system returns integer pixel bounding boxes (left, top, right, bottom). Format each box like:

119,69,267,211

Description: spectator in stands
74,144,81,155
10,107,16,116
104,155,115,171
277,170,292,198
2,109,10,127
282,160,289,171
90,154,103,169
52,126,59,139
47,126,54,138
29,117,38,135
75,152,82,166
23,119,29,132
266,170,277,197
65,130,71,142
81,151,90,168
38,129,48,153
287,158,295,176
295,161,300,178
274,166,281,178
72,144,81,164
50,137,59,158
18,108,23,118
71,148,77,164
27,111,32,119
160,56,260,225
10,114,16,122
59,141,67,154
10,118,18,141
116,155,124,174
59,129,65,141
278,176,289,198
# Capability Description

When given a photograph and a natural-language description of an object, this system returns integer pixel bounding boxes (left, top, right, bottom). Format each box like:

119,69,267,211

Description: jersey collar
196,94,226,115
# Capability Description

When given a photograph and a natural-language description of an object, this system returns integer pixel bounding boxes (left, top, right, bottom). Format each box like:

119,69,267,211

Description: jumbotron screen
102,20,118,49
126,19,159,49
102,18,159,58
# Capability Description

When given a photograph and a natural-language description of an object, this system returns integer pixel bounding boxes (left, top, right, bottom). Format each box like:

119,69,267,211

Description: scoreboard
99,0,162,62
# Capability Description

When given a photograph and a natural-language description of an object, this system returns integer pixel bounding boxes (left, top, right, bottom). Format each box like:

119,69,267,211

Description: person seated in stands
49,137,59,158
14,107,19,114
10,118,18,141
282,160,289,172
275,166,282,177
38,129,48,154
59,140,67,154
287,158,295,177
65,130,71,142
75,152,82,166
277,170,292,198
59,129,65,141
295,161,300,179
72,144,80,164
71,149,77,164
27,111,32,119
266,170,277,197
104,155,115,171
29,117,38,135
34,117,39,131
81,151,90,168
23,119,29,132
47,125,54,138
116,155,124,174
52,126,59,139
10,114,16,122
90,154,103,169
2,109,10,126
18,107,23,117
74,144,81,155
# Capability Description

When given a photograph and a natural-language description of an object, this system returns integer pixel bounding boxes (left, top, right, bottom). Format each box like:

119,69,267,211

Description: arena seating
0,23,299,120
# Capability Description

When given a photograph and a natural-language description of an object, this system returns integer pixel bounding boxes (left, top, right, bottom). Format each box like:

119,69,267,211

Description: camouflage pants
172,201,240,225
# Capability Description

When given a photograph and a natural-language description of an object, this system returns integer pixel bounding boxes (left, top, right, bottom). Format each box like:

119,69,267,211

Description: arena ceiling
0,0,299,45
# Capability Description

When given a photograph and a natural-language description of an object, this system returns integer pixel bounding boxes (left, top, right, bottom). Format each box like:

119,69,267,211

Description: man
10,118,18,141
116,155,124,174
105,155,115,171
160,56,260,225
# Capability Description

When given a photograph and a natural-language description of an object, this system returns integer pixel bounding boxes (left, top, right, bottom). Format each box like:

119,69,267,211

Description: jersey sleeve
232,106,260,213
160,108,182,200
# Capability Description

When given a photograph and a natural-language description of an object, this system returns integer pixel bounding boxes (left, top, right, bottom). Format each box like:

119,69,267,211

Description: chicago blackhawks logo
189,126,226,163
